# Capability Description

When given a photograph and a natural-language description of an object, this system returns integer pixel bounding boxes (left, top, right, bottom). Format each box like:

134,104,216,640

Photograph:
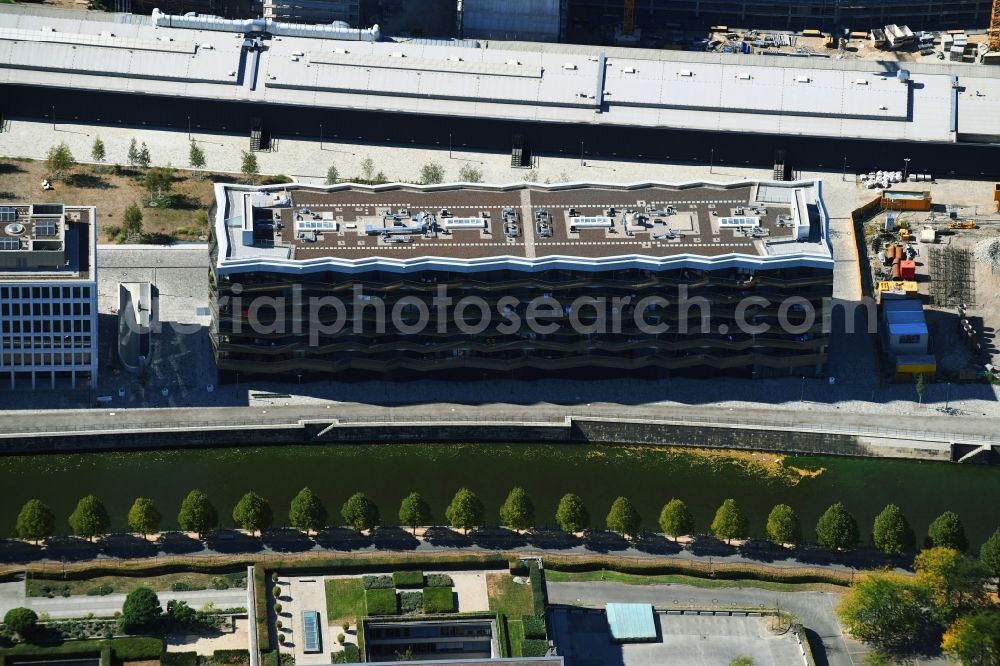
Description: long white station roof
1,5,999,144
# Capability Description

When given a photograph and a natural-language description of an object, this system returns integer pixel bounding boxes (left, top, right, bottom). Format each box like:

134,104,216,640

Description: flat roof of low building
607,603,657,642
1,4,998,144
214,180,833,276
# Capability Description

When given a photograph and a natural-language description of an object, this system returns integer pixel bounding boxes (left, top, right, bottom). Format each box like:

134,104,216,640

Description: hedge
211,649,251,665
522,615,546,640
527,561,546,616
421,587,454,614
392,571,424,589
0,637,164,661
161,651,198,666
261,650,278,666
399,591,423,614
424,574,453,588
520,639,550,657
364,589,398,616
361,575,393,590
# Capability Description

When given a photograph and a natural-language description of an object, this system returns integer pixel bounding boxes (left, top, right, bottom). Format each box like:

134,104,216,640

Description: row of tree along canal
1,443,998,547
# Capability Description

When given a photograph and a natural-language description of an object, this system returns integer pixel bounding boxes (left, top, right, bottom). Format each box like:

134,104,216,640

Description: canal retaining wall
0,415,963,461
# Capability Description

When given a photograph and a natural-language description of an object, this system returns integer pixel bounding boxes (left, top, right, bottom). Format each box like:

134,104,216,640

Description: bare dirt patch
0,157,213,242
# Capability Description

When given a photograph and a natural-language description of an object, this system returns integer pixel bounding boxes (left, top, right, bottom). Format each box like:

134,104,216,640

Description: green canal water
1,444,998,547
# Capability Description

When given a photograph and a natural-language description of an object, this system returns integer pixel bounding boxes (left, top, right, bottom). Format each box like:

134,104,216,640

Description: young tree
979,527,1000,580
68,495,110,542
127,497,162,538
457,164,483,183
765,504,802,546
46,142,74,179
836,572,933,651
499,487,535,532
3,608,38,639
927,510,968,552
941,609,1000,666
605,496,640,538
871,504,915,555
711,499,749,544
137,142,151,169
117,587,162,633
289,486,327,535
341,492,379,532
232,491,273,536
445,488,484,535
143,166,175,206
241,150,259,185
325,165,339,185
122,202,144,240
815,502,859,551
361,157,375,181
16,499,55,544
420,162,444,185
127,138,140,166
914,547,989,618
658,498,694,542
177,489,218,538
915,373,925,405
91,136,106,165
398,492,431,534
188,140,206,172
372,171,388,184
555,494,589,533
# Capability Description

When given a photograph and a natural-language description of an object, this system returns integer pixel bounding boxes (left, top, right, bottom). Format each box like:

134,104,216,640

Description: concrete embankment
0,405,994,462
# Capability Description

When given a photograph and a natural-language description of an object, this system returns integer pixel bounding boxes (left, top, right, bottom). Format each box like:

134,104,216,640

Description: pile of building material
973,237,1000,270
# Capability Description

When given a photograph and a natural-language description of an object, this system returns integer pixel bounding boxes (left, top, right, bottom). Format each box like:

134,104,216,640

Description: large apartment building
210,181,833,382
0,203,98,389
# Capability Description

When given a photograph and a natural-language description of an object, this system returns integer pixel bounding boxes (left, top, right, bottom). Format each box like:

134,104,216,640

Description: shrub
424,574,453,588
392,571,424,589
520,639,549,657
330,653,346,664
111,637,165,660
171,582,205,592
272,585,281,598
342,644,360,662
161,652,198,666
522,615,546,639
211,577,231,590
271,572,280,583
273,602,282,614
276,634,285,645
341,621,350,632
364,588,398,616
262,651,278,666
362,575,393,590
399,591,423,614
336,633,345,645
422,587,454,614
4,607,39,637
87,585,114,596
118,588,162,634
275,619,282,629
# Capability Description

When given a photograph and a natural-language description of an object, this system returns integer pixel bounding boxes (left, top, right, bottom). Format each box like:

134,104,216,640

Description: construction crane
623,0,635,37
991,0,1000,51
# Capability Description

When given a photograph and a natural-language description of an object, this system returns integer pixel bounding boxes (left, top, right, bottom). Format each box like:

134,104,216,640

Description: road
547,581,865,666
0,582,245,619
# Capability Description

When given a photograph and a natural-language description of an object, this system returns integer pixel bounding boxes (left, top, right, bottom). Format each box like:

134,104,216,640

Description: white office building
0,203,98,389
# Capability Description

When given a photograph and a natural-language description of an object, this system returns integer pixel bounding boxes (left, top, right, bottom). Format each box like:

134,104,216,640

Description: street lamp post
449,133,452,159
51,105,55,130
710,148,714,174
903,157,911,181
187,115,191,141
319,123,323,151
842,156,847,182
580,139,584,166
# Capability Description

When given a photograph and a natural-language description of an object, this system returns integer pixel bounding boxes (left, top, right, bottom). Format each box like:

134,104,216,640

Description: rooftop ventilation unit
718,216,760,228
737,73,752,80
679,69,693,76
796,76,811,83
622,66,636,73
506,59,520,65
855,78,868,84
563,63,577,70
569,216,613,231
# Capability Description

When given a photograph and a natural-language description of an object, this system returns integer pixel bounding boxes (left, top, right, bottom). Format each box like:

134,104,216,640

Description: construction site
858,183,1000,388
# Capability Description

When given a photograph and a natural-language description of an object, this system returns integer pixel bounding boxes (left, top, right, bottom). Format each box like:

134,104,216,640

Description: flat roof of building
214,180,833,275
0,203,96,281
1,5,998,144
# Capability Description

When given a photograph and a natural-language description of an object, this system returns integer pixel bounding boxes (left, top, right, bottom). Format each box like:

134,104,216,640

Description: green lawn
27,571,246,598
486,573,534,617
543,570,839,592
324,578,365,626
487,573,535,657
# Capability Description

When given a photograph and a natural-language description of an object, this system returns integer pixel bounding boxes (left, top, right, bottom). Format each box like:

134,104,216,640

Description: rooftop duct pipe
152,9,380,41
